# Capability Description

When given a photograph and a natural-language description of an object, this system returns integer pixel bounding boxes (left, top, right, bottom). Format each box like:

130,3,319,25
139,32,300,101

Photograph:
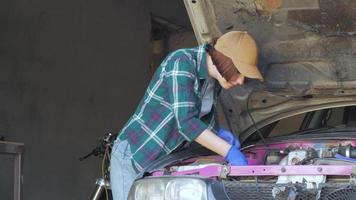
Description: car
127,1,356,199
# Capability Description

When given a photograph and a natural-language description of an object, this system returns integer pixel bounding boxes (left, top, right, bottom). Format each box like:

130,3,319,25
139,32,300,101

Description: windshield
245,105,356,142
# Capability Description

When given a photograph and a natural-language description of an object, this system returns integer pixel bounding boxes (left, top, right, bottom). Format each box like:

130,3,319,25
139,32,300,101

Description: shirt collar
196,44,208,80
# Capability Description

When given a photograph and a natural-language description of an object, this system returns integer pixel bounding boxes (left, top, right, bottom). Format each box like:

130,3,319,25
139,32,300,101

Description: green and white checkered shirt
118,45,218,171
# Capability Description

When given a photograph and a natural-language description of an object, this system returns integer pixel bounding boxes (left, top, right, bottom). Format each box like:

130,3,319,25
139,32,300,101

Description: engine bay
150,139,356,199
157,139,356,171
246,140,356,165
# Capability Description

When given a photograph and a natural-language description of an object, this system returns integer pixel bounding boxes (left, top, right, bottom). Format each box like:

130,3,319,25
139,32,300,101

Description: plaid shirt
118,45,217,171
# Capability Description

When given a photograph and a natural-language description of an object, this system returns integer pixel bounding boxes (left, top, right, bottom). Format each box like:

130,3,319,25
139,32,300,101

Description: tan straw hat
214,31,263,80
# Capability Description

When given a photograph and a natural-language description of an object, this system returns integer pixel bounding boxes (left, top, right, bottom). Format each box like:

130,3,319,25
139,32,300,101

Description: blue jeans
110,140,138,200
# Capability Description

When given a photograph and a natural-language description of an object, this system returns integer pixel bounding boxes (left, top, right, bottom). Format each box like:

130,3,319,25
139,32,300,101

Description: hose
335,153,356,162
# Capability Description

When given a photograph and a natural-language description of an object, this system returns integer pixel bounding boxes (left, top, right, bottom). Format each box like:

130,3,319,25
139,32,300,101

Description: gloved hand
225,145,248,166
217,129,241,149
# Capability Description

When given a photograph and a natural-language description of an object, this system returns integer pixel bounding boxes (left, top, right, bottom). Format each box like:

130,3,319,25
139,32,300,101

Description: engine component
313,158,356,165
335,154,356,163
272,149,326,199
286,150,309,165
265,151,282,165
336,145,356,158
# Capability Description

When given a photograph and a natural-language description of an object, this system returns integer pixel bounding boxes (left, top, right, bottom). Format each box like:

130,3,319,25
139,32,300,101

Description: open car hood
183,0,356,142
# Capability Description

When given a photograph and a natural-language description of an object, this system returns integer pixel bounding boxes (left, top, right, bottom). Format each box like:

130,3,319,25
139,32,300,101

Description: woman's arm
195,129,232,157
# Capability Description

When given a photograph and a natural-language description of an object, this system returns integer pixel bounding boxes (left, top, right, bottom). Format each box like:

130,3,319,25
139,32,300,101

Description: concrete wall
148,0,192,29
0,0,151,199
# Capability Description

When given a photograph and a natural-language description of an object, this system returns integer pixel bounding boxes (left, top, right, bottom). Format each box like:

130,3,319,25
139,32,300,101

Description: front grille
223,181,356,200
321,184,356,200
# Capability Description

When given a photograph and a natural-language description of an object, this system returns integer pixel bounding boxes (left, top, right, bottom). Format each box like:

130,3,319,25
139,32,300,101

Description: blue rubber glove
225,145,248,166
217,129,241,149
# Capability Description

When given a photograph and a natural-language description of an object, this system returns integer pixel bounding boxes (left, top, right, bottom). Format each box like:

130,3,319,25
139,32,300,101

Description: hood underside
184,0,356,141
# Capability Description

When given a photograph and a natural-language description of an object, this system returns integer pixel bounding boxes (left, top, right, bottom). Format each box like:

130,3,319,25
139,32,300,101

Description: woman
110,31,263,200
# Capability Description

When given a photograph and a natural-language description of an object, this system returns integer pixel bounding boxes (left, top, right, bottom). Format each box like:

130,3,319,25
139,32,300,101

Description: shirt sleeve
166,57,208,142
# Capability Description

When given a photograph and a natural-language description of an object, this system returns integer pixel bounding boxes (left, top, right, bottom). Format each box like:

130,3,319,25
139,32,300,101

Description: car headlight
128,177,207,200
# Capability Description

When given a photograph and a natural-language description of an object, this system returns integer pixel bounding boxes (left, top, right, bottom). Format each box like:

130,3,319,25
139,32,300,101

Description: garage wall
0,0,150,199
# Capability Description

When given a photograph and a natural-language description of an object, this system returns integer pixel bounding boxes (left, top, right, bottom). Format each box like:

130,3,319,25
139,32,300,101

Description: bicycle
80,132,116,200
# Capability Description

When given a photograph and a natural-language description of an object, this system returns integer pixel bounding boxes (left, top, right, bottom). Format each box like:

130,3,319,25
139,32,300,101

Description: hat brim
234,60,263,80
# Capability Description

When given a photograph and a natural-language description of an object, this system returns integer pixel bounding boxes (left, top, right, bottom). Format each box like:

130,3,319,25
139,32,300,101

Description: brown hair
206,40,239,82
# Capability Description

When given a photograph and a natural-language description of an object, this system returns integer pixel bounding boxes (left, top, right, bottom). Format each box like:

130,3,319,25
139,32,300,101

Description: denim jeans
110,140,138,200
